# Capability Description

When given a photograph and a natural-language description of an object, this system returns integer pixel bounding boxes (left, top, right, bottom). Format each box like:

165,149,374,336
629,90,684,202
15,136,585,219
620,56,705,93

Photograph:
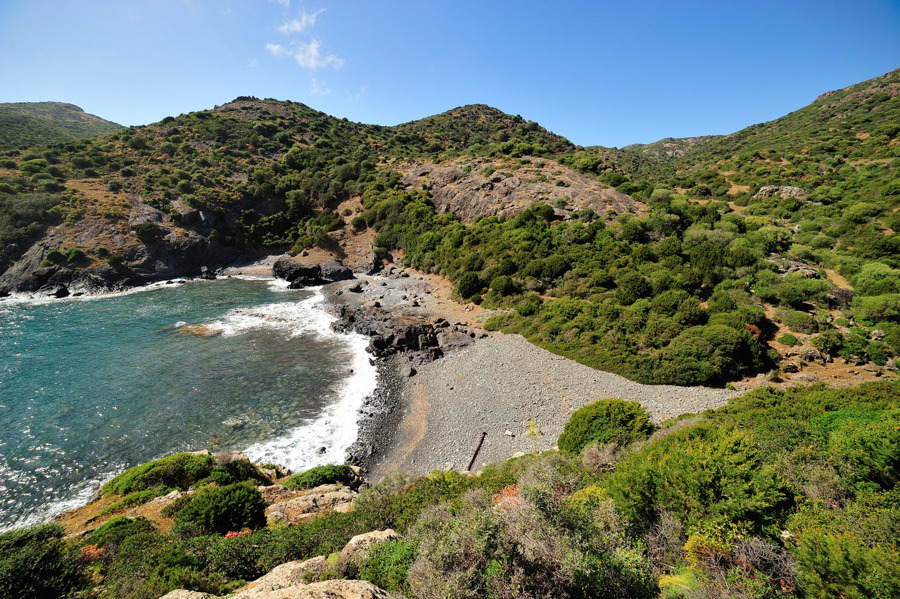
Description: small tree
456,272,482,299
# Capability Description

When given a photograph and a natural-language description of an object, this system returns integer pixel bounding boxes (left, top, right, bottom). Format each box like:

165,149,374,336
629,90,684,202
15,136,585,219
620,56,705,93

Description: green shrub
775,308,819,334
607,424,790,532
107,253,125,265
791,530,900,598
811,329,843,355
87,516,155,548
489,275,516,296
101,531,230,598
44,249,66,265
205,460,267,487
356,539,418,595
779,333,801,347
456,272,482,299
283,464,355,490
205,530,267,581
103,453,214,496
107,179,123,192
174,483,266,536
558,399,656,456
0,523,84,599
66,247,86,263
101,488,170,515
134,222,165,243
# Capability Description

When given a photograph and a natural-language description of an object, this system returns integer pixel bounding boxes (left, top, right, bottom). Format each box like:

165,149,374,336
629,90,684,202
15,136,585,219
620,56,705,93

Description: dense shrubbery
174,483,267,536
102,452,214,496
0,523,83,599
282,464,355,490
5,382,899,598
557,399,655,455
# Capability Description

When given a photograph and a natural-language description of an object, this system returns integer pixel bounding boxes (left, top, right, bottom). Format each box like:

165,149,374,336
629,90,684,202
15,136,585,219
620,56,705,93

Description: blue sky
1,0,898,148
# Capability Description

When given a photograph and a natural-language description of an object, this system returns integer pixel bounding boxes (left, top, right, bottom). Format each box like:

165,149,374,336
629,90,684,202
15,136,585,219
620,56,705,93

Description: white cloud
266,6,342,71
277,8,325,34
266,42,287,56
267,39,343,69
269,0,290,7
310,78,331,95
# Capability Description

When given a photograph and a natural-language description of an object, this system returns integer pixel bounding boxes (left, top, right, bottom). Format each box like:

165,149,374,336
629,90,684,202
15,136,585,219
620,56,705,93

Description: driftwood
466,432,487,471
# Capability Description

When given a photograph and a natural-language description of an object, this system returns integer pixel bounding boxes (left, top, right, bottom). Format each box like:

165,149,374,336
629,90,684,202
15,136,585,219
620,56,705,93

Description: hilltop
0,69,898,388
0,101,122,149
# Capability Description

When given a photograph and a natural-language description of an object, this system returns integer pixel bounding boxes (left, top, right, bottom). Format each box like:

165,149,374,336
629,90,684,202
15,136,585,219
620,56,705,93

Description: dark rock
273,256,320,284
320,259,354,282
199,266,216,280
4,243,20,260
827,285,856,309
51,285,70,298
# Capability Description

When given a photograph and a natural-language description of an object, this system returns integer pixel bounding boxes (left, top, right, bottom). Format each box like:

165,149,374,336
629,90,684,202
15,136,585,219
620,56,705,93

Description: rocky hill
0,70,898,387
0,101,122,149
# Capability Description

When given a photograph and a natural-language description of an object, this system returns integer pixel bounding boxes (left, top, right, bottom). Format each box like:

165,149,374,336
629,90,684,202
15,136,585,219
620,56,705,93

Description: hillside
0,69,898,388
0,101,122,149
4,381,899,599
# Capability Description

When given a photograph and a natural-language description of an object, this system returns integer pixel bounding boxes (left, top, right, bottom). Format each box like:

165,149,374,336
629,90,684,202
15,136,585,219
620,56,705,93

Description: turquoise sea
0,278,376,531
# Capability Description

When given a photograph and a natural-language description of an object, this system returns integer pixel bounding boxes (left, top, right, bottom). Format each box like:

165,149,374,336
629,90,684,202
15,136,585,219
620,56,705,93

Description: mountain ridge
0,101,122,149
0,68,897,389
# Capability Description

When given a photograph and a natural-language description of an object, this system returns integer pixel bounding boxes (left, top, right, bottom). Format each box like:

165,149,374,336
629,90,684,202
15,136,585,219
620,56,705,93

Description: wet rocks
334,308,474,366
273,256,355,288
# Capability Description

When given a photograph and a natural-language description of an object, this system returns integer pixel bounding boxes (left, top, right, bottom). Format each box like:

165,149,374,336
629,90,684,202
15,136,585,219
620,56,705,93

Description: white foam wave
0,469,117,533
189,287,333,338
241,293,378,471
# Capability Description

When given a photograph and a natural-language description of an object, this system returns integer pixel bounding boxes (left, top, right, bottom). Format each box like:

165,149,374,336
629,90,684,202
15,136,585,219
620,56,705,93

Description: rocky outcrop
339,529,400,565
766,253,820,278
265,484,357,526
169,531,404,599
399,160,642,223
159,591,215,599
231,579,400,599
754,186,807,199
333,308,477,366
273,256,355,288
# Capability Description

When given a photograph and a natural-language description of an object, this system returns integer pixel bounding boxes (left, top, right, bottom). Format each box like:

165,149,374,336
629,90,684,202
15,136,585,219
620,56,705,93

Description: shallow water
0,278,376,531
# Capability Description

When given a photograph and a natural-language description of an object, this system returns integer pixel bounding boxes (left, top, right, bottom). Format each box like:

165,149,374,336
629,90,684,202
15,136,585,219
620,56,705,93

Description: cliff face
399,158,642,223
0,197,240,297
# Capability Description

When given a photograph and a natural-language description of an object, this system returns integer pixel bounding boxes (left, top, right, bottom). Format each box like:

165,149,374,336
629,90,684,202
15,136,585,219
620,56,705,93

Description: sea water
0,278,377,531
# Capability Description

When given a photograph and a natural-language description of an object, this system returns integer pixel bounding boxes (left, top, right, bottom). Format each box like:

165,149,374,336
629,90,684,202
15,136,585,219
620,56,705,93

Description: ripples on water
0,278,376,531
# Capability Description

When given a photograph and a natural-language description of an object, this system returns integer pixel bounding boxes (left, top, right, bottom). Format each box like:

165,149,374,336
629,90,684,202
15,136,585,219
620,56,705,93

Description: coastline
315,265,740,482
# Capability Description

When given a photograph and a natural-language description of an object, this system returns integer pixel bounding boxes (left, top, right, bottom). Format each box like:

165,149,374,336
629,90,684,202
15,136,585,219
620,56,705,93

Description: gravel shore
259,259,740,481
367,334,739,479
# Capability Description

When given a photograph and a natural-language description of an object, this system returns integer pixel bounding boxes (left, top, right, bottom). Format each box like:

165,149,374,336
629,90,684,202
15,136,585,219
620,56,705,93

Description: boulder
265,485,356,525
212,450,250,466
339,529,400,565
320,259,354,283
273,257,321,285
754,186,807,199
158,591,215,599
229,556,328,597
232,579,400,599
